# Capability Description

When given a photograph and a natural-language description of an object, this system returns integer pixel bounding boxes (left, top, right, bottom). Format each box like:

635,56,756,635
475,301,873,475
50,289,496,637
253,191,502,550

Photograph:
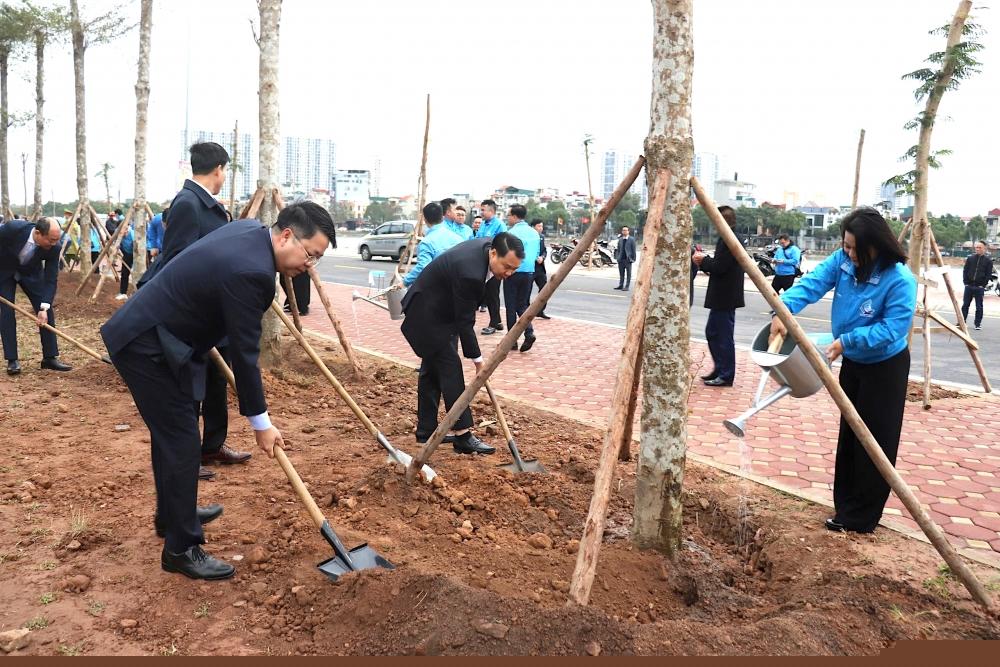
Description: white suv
358,221,417,261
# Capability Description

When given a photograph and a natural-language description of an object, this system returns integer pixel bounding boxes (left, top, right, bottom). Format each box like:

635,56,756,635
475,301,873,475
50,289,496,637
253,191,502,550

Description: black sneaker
481,327,497,335
161,545,235,580
452,434,496,455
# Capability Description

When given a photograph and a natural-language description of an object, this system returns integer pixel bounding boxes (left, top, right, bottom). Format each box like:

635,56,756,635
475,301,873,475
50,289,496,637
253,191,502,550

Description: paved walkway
297,280,1000,567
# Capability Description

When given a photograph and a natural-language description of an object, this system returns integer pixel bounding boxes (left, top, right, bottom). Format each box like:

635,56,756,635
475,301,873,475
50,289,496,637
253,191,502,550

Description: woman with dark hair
769,207,917,533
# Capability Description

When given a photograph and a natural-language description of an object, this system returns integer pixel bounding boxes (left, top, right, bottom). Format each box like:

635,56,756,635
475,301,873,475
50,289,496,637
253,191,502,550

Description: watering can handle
767,334,785,354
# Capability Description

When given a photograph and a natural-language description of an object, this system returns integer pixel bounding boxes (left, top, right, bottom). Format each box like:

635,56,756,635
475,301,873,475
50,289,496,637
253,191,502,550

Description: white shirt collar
190,178,217,200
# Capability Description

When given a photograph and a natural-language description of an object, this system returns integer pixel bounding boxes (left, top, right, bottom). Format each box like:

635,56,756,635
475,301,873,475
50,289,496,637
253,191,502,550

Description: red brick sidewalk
298,281,1000,566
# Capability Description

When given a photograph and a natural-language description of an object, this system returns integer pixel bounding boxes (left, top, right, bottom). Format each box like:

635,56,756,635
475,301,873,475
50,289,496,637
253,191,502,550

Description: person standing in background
530,219,550,319
614,226,637,290
503,205,540,352
961,240,992,331
771,234,801,294
477,199,507,333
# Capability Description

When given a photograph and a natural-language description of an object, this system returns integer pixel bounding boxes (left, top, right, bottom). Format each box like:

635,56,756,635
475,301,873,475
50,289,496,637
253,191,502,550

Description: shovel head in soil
497,438,548,475
316,520,395,582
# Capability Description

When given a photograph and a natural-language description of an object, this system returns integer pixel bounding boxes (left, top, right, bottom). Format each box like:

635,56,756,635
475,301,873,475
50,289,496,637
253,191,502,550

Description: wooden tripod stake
398,94,431,276
308,266,362,377
690,175,994,614
404,157,647,484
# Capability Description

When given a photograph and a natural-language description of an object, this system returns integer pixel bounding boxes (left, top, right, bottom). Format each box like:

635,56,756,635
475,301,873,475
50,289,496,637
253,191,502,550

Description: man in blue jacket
440,198,472,241
771,233,801,294
147,208,166,263
0,218,71,375
503,204,541,352
476,199,507,329
402,202,462,287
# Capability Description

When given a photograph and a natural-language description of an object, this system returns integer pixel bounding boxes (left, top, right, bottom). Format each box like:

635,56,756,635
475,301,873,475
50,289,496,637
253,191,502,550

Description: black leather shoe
154,504,224,537
198,466,215,481
703,377,733,387
202,445,252,465
453,434,496,455
613,286,624,290
538,312,551,320
825,518,846,532
41,357,72,372
161,545,235,580
6,360,20,375
699,372,718,381
416,434,456,444
511,341,520,351
519,334,537,353
481,327,497,335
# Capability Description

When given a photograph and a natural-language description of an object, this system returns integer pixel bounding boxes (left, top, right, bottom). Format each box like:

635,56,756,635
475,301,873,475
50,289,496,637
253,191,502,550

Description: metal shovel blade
316,520,394,582
497,438,548,474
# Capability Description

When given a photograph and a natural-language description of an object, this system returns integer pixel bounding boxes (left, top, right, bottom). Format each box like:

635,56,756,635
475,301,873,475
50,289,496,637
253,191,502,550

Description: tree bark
31,31,44,220
257,0,282,366
851,129,864,210
633,0,694,556
130,0,153,287
908,0,972,278
70,0,93,276
0,47,10,218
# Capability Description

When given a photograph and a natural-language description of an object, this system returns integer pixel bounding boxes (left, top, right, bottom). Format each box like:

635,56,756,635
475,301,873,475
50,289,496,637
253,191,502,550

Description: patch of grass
39,592,56,605
194,602,210,618
67,509,89,540
24,616,49,630
159,643,180,656
0,542,24,565
30,527,52,538
39,560,57,571
0,466,11,473
936,563,955,579
888,604,906,621
986,578,1000,592
922,575,951,598
86,600,106,616
57,644,83,656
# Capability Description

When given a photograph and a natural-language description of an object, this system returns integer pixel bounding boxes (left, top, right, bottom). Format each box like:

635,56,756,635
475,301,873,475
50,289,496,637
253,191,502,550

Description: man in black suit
692,206,745,387
101,202,336,580
531,219,551,319
0,218,72,375
140,142,251,473
614,226,637,290
400,232,525,455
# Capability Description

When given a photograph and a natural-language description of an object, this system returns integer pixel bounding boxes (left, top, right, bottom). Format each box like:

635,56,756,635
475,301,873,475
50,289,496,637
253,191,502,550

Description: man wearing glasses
101,202,336,580
140,142,251,477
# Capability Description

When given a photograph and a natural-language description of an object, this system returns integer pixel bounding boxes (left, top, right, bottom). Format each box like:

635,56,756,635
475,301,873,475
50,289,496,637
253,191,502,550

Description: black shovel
484,381,547,474
273,445,394,581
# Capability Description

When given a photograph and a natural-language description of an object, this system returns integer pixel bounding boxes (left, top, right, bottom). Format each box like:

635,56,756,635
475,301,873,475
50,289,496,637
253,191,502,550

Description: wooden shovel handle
767,333,785,354
274,445,326,530
0,294,108,363
484,381,514,442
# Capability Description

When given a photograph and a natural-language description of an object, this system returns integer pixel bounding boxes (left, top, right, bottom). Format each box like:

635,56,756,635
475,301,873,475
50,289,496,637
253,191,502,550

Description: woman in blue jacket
770,208,916,533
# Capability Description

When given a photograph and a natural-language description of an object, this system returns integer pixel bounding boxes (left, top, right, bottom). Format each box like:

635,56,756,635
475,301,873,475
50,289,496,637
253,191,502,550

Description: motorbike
549,242,572,264
987,270,1000,297
753,248,776,277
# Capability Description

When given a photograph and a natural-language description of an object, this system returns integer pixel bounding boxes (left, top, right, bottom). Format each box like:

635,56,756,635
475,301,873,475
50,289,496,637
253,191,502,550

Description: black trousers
533,268,547,313
961,285,985,327
0,274,58,361
119,249,134,295
483,277,502,328
111,330,204,553
618,260,633,288
415,338,473,439
503,272,535,338
835,349,910,532
90,251,100,273
771,274,795,294
705,308,736,382
198,345,230,454
285,271,311,314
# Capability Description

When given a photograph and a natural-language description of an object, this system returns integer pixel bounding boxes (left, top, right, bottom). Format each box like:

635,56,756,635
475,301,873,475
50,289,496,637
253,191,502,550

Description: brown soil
0,286,997,656
906,381,963,402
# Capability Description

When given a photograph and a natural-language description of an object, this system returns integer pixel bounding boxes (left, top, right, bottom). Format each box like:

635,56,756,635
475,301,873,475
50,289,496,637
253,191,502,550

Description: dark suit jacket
101,221,276,415
536,233,547,275
700,236,745,310
138,179,229,286
401,237,491,360
0,220,62,303
615,236,637,264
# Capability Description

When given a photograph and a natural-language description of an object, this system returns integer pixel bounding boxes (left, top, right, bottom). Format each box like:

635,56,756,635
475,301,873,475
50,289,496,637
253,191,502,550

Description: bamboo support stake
568,168,668,607
90,205,135,301
308,266,362,376
617,336,643,461
896,218,913,245
57,203,84,268
281,274,303,332
921,233,932,409
76,207,128,296
0,294,110,363
398,94,431,275
691,175,995,614
405,156,647,483
851,129,865,209
240,187,266,220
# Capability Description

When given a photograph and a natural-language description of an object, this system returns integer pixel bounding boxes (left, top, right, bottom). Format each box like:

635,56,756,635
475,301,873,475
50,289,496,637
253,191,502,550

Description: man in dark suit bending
101,202,336,580
0,217,72,375
400,233,525,455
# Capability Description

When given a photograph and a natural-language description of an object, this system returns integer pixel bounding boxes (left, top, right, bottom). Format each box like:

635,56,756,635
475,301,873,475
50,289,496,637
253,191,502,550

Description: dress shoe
161,545,235,580
416,434,456,444
198,466,216,481
41,357,72,372
538,312,551,320
478,306,487,313
201,444,252,465
613,285,624,290
825,518,846,532
703,377,733,387
699,372,718,381
481,326,498,335
154,504,223,537
511,341,520,351
519,334,537,353
6,360,20,376
452,434,496,455
298,308,309,316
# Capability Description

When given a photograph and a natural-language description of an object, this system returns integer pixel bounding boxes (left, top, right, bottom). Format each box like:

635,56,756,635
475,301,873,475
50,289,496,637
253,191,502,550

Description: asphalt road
316,248,998,388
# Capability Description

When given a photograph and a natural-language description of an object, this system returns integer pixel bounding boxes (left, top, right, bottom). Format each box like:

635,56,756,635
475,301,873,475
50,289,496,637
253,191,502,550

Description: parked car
358,221,418,261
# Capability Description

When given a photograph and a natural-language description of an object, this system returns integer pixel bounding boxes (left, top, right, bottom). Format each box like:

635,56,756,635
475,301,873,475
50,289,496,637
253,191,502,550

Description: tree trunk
130,0,153,287
70,0,93,276
633,0,694,556
908,0,972,278
257,0,282,366
31,31,44,221
0,47,9,218
851,129,865,210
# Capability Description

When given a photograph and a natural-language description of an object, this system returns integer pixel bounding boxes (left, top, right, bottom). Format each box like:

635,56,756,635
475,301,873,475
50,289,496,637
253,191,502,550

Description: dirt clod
0,628,31,653
62,574,92,593
585,640,602,656
528,533,553,550
114,424,131,432
120,619,138,629
472,620,510,640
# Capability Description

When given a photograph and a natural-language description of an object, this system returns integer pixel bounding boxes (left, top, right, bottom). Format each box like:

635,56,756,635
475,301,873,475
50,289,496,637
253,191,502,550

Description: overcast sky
4,0,997,216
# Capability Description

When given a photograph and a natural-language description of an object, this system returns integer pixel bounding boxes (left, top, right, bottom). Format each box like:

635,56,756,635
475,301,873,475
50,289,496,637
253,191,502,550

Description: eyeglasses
290,230,323,267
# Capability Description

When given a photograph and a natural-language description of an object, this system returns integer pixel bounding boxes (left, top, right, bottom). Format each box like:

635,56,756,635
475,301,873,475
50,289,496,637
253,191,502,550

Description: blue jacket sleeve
403,241,433,287
780,251,840,314
840,272,917,357
789,247,801,267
